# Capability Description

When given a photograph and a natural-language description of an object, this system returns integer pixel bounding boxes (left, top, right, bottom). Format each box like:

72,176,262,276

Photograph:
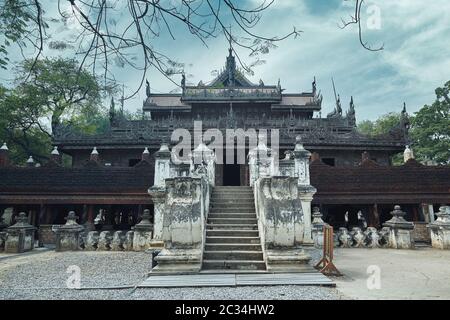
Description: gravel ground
0,249,345,300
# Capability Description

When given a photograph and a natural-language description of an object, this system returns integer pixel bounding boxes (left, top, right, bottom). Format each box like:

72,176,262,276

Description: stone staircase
202,186,266,272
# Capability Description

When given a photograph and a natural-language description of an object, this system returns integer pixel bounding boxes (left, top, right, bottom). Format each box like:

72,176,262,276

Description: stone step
208,218,258,225
206,224,258,230
204,250,264,261
210,200,255,205
205,236,261,244
211,202,255,207
206,229,259,237
208,213,256,219
214,186,253,190
210,205,255,210
205,243,262,251
202,260,266,271
210,208,256,214
211,196,254,200
212,192,254,196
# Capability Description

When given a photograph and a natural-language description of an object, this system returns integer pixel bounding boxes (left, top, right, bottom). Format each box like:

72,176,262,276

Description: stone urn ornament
85,231,99,251
351,227,366,248
98,231,113,250
338,227,352,248
365,227,381,248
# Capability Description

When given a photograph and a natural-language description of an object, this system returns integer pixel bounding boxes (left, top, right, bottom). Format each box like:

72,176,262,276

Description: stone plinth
4,212,36,253
153,177,206,274
132,209,154,251
429,206,450,250
55,211,84,252
383,205,415,249
254,176,311,271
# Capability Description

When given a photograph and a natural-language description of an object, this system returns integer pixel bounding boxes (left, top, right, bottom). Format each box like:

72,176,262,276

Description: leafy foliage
358,81,450,165
0,58,104,164
410,81,450,164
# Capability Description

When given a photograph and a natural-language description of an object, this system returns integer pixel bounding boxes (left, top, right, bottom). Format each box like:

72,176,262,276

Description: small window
129,159,140,167
322,158,335,166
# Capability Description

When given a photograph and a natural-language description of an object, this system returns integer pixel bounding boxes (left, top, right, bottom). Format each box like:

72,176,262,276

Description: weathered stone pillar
132,209,154,251
4,212,36,253
153,177,206,274
148,189,166,240
429,206,450,249
248,133,275,187
191,141,216,186
254,177,311,272
153,144,171,188
55,211,84,252
429,204,435,223
383,205,415,249
311,207,326,248
293,136,316,244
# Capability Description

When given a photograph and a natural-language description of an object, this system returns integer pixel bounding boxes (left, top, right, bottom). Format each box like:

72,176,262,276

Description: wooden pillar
12,206,18,224
87,205,95,224
412,205,420,222
45,205,53,224
38,204,46,225
372,203,380,228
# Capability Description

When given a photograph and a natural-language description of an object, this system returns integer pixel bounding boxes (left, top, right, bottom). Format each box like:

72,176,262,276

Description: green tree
0,58,104,164
357,113,402,137
410,81,450,164
357,113,405,165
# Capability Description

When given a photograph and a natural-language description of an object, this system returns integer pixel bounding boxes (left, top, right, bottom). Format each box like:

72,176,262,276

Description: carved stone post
55,211,85,252
153,144,171,188
383,205,415,249
148,189,166,240
149,143,172,242
248,133,275,186
293,136,316,244
429,206,450,249
132,209,154,251
4,212,36,253
311,207,326,248
191,141,216,186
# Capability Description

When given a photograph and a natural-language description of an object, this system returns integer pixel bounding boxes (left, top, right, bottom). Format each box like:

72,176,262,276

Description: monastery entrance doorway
223,164,241,186
215,148,249,186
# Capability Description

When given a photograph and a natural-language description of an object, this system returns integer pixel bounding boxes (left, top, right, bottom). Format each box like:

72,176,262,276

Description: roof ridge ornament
91,147,99,155
51,146,59,155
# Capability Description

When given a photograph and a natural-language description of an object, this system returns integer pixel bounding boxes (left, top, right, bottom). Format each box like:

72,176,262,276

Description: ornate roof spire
145,79,151,97
109,96,115,121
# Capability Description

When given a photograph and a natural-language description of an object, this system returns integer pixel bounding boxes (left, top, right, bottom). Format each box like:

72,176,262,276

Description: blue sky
1,0,450,121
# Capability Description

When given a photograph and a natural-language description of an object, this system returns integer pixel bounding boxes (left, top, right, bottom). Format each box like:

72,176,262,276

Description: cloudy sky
2,0,450,121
